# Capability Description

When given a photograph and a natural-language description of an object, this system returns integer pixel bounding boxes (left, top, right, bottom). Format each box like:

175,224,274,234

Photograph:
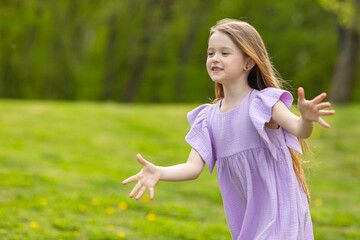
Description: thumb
298,87,306,102
136,153,147,166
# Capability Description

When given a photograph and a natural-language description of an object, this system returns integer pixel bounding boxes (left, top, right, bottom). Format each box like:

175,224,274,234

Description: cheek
206,58,210,67
206,59,211,72
226,63,244,76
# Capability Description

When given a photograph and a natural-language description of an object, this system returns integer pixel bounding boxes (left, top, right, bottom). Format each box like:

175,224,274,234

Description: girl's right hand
122,154,161,200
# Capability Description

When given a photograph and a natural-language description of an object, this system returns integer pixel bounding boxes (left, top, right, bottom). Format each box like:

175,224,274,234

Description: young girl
122,19,335,239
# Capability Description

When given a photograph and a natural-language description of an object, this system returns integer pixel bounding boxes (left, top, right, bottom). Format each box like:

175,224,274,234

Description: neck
222,79,252,105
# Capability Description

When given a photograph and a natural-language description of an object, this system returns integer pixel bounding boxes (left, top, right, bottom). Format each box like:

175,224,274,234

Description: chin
210,77,226,84
209,74,222,82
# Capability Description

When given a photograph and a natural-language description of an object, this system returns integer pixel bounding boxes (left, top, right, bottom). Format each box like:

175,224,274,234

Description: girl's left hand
297,87,335,128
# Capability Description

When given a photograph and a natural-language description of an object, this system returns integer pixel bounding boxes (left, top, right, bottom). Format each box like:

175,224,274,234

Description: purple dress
185,88,314,240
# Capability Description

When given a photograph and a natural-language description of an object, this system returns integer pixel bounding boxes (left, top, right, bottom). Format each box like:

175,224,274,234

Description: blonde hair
209,18,311,204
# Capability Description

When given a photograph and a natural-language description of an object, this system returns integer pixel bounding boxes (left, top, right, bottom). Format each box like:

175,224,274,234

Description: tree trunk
102,13,118,101
174,1,214,102
123,0,157,102
329,26,359,103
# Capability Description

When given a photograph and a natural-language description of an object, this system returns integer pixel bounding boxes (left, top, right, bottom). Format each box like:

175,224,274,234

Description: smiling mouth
211,67,223,72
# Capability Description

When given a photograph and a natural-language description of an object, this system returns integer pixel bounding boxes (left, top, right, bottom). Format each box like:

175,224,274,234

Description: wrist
300,115,312,124
155,166,163,181
298,116,313,138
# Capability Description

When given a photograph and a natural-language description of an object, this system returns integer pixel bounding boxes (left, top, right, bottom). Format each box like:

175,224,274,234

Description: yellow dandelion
92,198,100,206
146,213,156,221
73,231,80,236
141,196,150,203
29,221,38,228
108,225,115,231
39,198,48,206
106,207,115,214
118,202,128,210
313,198,323,207
79,205,87,212
118,231,125,238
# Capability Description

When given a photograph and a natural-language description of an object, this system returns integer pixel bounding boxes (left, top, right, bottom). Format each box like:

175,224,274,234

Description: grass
0,100,359,239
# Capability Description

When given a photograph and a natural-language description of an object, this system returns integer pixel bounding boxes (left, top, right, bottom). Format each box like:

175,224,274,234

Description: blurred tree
0,0,349,102
318,0,360,103
103,11,119,100
123,0,161,102
173,1,215,102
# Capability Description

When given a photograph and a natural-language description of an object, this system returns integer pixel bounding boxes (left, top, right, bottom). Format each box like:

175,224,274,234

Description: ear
245,57,255,70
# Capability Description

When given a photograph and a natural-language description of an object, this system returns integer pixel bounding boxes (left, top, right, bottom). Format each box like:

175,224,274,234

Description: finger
136,154,147,166
316,102,331,110
135,186,147,200
313,92,327,104
149,187,155,200
317,117,330,128
129,182,142,198
122,175,138,185
298,87,305,102
319,110,336,116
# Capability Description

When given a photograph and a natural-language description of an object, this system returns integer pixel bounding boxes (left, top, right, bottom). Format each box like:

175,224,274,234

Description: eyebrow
207,46,233,51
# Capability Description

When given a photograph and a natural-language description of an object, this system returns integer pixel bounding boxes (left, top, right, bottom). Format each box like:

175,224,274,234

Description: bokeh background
1,0,360,239
1,0,360,103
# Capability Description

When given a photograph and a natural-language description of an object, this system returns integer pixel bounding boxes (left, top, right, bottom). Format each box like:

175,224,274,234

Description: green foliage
1,0,356,102
0,100,359,239
317,0,360,29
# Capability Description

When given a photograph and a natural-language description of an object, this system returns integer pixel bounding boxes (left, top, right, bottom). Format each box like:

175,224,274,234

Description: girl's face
206,31,248,85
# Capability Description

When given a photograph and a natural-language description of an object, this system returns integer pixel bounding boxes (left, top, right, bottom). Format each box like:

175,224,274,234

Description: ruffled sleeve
249,87,302,160
185,104,216,174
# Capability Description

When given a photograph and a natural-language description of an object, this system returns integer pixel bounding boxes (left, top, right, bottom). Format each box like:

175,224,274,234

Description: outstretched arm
122,149,205,200
157,148,205,181
271,87,335,139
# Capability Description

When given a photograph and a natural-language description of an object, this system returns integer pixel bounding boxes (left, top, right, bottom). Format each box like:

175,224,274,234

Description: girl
122,19,335,239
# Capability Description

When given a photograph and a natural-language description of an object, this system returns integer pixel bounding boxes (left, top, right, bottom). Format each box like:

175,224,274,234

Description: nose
212,53,220,63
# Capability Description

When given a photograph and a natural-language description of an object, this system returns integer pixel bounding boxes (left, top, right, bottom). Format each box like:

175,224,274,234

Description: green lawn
0,100,359,240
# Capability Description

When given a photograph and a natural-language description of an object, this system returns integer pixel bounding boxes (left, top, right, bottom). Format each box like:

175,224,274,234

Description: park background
0,0,359,239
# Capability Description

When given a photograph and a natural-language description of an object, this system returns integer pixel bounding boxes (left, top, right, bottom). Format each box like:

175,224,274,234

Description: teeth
212,67,222,71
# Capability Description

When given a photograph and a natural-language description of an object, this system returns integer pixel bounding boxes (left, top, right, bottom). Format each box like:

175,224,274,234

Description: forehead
208,31,236,49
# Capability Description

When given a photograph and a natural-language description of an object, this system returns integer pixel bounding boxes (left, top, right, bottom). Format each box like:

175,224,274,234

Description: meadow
0,100,359,239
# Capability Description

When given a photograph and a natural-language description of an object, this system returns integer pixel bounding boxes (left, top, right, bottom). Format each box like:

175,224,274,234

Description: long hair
210,19,311,204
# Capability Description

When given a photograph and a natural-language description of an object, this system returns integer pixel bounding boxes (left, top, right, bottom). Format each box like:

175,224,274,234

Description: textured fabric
185,87,314,240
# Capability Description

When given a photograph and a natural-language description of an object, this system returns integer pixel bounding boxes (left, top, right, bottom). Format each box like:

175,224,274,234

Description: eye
222,52,229,56
208,52,214,57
